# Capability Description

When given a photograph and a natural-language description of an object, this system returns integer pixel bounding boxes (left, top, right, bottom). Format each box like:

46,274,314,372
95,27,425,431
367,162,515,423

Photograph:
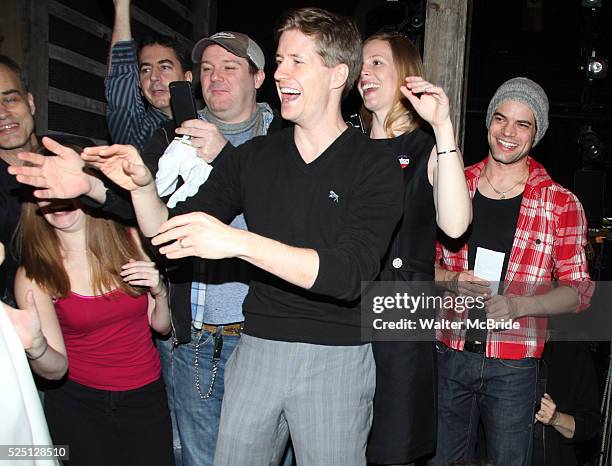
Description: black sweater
171,127,404,345
86,115,284,343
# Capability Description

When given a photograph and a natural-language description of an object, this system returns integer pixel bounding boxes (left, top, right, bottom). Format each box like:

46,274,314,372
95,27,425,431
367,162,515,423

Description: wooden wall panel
2,0,214,143
423,0,471,148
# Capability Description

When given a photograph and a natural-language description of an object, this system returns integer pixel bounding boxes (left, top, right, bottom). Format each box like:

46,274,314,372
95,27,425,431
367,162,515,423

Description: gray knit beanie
485,77,549,146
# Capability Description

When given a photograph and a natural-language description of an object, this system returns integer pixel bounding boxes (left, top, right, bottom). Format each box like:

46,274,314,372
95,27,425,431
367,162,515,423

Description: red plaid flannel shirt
436,157,593,359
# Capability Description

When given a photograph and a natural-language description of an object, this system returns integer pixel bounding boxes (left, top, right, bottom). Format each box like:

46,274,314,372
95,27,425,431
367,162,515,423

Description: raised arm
106,0,168,151
12,268,68,380
109,0,132,72
401,76,471,238
82,144,169,236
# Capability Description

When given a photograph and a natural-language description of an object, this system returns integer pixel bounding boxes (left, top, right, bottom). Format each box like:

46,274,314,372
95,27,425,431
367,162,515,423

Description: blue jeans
159,328,294,466
158,327,239,466
431,343,539,466
158,336,182,466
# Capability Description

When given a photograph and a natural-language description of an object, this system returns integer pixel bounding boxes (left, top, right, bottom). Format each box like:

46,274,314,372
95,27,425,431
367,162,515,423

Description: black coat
532,341,601,466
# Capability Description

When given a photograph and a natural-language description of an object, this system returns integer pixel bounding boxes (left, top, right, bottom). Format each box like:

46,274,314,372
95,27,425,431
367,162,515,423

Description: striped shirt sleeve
104,40,167,152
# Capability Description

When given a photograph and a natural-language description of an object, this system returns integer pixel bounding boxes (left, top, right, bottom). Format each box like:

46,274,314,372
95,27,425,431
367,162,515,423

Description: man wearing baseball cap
192,31,266,73
121,30,282,466
142,30,282,466
432,77,593,465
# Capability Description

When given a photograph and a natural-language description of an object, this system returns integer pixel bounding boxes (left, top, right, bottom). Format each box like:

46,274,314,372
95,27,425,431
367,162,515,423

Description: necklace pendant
500,193,506,199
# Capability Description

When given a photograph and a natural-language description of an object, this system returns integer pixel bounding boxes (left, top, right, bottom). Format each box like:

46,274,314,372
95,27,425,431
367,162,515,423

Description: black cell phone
169,81,198,127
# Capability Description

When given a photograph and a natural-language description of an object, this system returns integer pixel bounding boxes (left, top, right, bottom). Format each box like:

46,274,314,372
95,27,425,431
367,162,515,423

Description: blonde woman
358,32,471,465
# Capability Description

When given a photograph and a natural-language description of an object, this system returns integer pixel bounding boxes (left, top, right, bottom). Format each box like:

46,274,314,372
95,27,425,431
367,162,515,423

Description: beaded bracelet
26,337,49,361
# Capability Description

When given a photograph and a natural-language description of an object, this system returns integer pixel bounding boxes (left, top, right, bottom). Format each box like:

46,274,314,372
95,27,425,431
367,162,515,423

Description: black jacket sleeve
566,347,601,443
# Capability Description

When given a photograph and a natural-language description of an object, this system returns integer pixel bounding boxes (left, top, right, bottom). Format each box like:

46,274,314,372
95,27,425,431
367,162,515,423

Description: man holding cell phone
137,33,282,466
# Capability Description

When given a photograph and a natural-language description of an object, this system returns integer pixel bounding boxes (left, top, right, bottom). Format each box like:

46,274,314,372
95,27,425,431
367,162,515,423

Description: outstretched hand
151,212,241,260
82,144,153,191
400,76,451,128
8,136,91,199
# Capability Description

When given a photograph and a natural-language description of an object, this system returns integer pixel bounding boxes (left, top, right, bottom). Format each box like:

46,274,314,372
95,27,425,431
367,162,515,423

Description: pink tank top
54,290,161,390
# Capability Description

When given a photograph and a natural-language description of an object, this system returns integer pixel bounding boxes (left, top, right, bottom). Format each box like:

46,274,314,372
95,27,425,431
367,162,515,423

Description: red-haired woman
15,143,174,466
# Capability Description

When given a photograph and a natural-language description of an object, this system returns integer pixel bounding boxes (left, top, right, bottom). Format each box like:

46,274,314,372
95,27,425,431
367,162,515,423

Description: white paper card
474,247,505,295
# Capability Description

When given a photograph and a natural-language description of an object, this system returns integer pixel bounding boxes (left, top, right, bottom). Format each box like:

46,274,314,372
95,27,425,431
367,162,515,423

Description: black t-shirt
171,127,404,345
467,190,523,280
466,189,522,341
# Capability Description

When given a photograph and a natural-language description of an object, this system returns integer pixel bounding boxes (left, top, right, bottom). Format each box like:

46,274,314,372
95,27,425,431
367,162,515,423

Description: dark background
216,0,612,223
20,0,612,221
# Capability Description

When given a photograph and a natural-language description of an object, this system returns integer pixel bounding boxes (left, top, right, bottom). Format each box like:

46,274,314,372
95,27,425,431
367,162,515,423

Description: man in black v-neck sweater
52,8,403,465
171,124,402,346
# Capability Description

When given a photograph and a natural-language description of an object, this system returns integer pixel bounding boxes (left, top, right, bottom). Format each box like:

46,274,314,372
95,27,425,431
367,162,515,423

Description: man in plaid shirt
431,77,592,466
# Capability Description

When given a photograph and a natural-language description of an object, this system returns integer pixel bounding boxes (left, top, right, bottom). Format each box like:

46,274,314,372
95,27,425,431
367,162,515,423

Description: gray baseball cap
191,31,265,70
